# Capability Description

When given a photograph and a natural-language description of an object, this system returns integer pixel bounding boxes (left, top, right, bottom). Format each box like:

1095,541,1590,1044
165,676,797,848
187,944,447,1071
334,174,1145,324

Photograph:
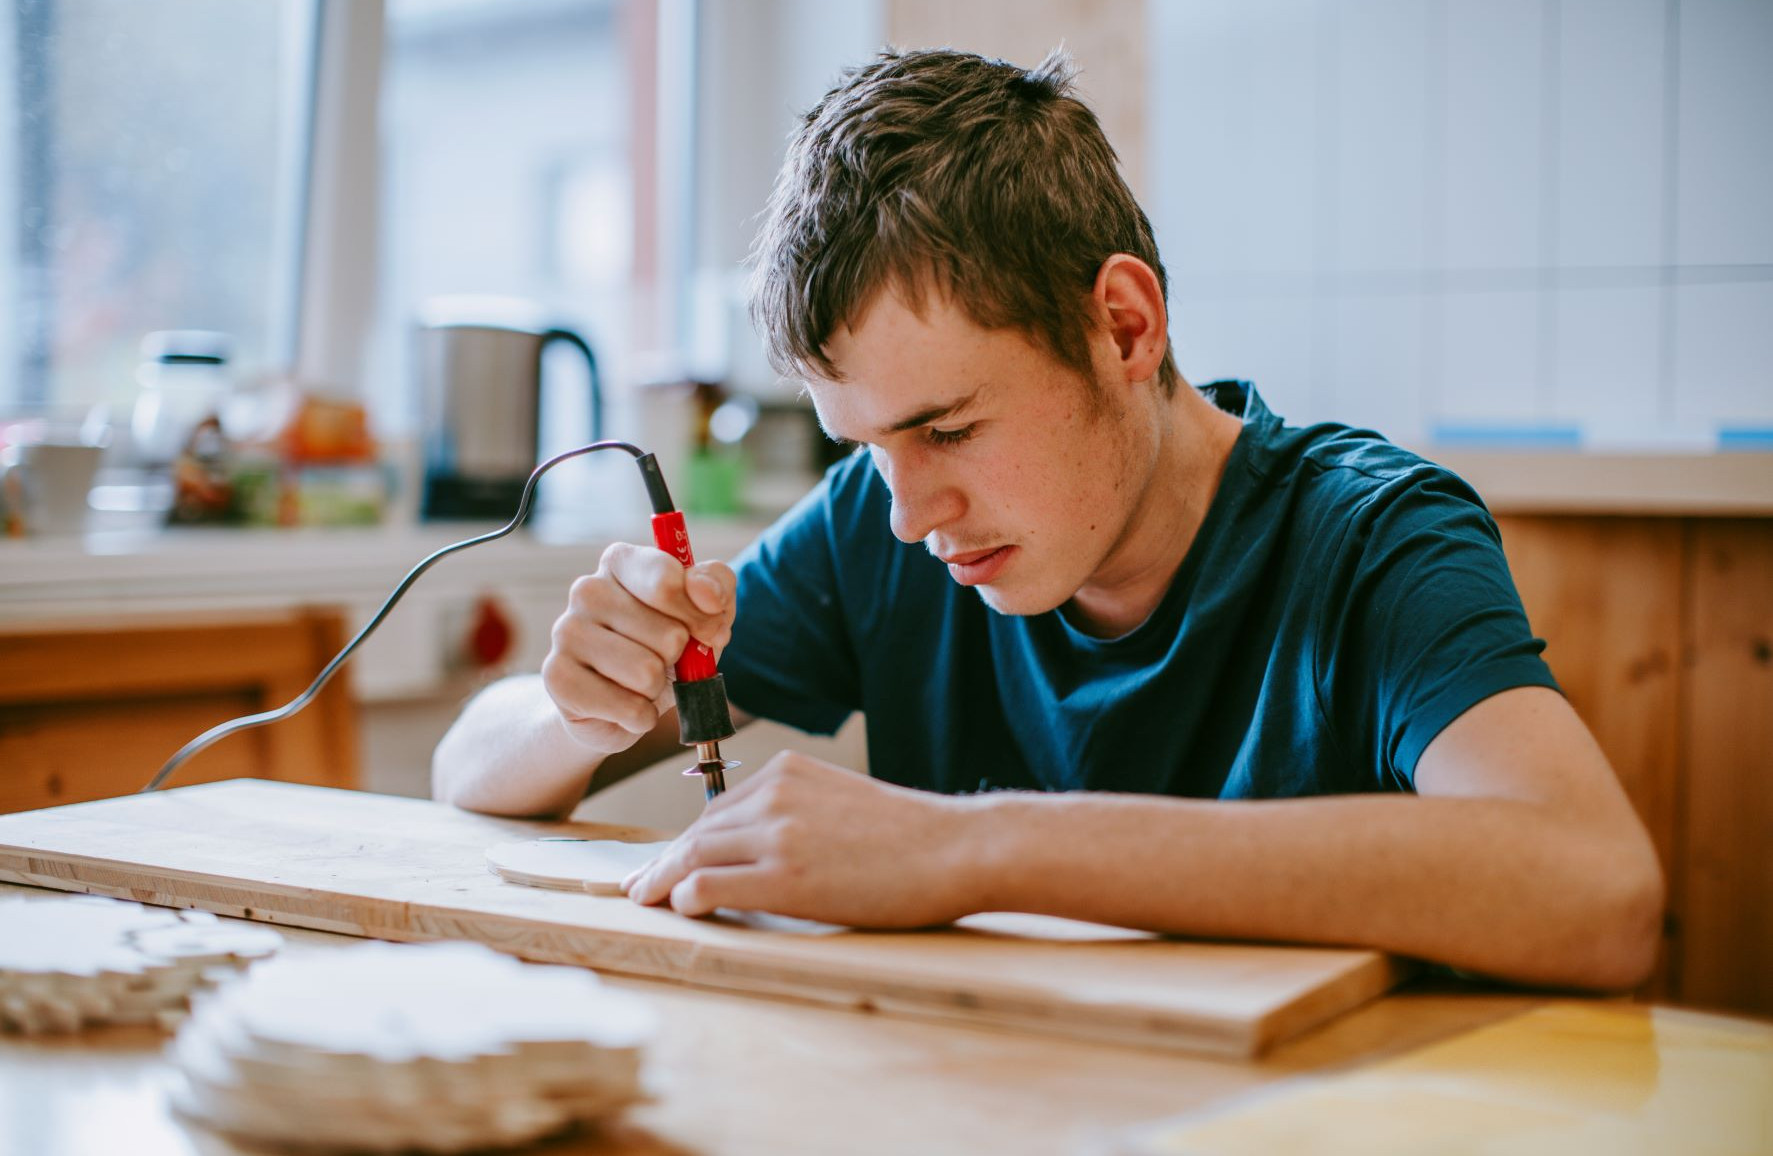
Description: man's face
810,287,1149,617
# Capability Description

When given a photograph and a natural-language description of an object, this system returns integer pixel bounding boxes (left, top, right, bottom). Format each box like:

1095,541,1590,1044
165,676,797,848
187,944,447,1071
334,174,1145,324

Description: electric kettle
416,315,602,520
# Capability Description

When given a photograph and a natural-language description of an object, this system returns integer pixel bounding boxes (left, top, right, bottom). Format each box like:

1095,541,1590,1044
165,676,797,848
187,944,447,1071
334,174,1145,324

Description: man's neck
1063,386,1245,639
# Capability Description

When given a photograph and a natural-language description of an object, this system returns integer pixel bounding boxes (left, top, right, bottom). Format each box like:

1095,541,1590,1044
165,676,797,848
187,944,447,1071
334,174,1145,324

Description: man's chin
970,582,1069,618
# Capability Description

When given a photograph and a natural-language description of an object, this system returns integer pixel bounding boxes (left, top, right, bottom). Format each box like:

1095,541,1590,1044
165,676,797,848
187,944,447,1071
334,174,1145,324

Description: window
0,0,318,415
366,0,650,443
2,0,692,494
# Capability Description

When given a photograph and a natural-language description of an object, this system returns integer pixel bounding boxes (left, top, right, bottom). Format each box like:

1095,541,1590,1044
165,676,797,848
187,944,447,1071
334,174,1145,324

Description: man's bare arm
961,688,1662,989
625,686,1664,991
431,675,674,818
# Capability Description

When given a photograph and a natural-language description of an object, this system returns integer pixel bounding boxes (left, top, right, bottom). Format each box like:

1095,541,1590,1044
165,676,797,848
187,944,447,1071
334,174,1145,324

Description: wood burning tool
634,455,738,800
143,441,736,803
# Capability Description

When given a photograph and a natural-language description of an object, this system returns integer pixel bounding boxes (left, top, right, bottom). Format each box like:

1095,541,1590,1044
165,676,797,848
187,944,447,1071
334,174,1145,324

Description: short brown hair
748,47,1180,396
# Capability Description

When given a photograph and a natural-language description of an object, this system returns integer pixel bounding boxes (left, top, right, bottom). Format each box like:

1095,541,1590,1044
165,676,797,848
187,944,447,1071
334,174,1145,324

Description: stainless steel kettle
415,318,602,520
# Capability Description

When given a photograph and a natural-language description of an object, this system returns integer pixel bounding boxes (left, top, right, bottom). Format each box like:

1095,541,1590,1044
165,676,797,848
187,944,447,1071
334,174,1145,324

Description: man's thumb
687,568,727,614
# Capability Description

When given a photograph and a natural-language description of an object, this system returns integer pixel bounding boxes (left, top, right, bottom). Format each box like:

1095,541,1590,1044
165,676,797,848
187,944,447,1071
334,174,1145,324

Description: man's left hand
621,752,984,927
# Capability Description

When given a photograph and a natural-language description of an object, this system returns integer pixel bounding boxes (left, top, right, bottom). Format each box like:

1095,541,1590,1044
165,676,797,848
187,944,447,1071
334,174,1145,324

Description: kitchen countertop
0,513,773,702
2,451,1768,619
1425,448,1773,516
0,514,771,623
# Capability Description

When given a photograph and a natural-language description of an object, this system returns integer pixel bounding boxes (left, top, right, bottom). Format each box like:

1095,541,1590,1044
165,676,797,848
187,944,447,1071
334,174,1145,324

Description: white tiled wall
1551,286,1664,435
1555,0,1665,270
1678,0,1773,267
1441,0,1543,273
1150,0,1773,448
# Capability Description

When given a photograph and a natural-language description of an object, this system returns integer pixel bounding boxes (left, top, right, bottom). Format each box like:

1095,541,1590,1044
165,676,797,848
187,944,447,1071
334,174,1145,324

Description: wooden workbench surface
1,877,1545,1156
0,781,1405,1058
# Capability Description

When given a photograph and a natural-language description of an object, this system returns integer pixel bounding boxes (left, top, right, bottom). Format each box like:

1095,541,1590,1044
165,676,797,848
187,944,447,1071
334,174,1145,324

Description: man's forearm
962,791,1663,991
431,675,605,817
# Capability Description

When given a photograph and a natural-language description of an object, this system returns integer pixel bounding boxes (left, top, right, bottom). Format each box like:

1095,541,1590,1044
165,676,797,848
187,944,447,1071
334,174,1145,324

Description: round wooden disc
484,838,670,896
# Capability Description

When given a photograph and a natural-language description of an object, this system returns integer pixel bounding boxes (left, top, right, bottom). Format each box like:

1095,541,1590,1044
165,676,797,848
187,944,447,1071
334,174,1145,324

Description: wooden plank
0,781,1408,1058
1495,516,1685,999
1680,520,1773,1016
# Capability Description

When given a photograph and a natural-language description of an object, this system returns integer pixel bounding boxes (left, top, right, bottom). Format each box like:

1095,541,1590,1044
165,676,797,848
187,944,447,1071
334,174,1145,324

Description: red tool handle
650,510,718,682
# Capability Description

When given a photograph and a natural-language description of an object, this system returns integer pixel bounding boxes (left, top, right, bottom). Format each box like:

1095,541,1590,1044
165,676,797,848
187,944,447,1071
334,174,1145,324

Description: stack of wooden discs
167,940,658,1153
0,894,282,1034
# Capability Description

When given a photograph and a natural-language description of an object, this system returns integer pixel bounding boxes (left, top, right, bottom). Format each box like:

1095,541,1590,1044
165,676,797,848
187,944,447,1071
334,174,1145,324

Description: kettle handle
540,328,603,442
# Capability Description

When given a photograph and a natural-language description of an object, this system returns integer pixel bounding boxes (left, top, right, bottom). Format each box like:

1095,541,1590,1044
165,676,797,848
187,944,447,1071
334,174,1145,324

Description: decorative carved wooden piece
167,941,656,1153
0,894,280,1034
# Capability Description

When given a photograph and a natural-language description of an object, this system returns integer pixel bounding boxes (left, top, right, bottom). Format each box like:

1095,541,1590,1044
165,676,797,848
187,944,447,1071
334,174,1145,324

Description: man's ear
1092,254,1169,387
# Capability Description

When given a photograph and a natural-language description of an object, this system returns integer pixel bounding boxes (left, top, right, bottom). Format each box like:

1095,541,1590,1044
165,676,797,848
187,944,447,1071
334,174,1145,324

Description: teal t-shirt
720,382,1558,798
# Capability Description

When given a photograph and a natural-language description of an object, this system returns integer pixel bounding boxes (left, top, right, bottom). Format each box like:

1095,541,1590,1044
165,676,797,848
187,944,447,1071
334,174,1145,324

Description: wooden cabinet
1497,516,1773,1018
0,610,359,813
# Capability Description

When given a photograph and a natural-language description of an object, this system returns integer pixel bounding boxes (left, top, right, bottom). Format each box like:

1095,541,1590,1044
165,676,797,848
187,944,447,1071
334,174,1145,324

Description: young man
434,49,1663,989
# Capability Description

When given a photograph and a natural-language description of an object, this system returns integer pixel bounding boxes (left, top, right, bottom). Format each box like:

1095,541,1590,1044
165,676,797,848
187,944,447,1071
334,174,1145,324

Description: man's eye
925,423,977,447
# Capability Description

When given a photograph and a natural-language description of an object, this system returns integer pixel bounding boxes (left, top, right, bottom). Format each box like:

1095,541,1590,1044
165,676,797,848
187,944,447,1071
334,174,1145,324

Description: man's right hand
541,542,737,757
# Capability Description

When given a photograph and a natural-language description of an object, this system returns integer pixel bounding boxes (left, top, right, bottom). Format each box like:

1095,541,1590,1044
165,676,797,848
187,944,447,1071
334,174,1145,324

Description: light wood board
0,780,1409,1057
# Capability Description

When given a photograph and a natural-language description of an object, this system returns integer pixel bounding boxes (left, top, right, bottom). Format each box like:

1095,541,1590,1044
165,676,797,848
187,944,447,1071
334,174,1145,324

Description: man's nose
874,447,963,544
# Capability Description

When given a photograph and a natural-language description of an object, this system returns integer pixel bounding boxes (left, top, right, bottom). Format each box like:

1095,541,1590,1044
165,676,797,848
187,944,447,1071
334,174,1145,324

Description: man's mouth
937,546,1002,566
939,545,1015,586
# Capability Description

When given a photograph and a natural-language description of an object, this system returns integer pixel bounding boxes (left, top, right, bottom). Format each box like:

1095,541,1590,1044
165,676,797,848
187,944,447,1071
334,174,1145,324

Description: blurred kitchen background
0,1,1769,1012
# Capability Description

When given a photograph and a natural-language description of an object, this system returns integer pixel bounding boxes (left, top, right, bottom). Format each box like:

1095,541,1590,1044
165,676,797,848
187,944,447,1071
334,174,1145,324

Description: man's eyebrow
875,385,985,439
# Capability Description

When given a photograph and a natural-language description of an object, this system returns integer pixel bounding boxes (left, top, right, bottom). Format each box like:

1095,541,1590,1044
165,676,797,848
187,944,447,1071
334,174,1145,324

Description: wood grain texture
1495,516,1685,999
0,610,358,812
1680,520,1773,1017
1,879,1553,1156
0,780,1407,1058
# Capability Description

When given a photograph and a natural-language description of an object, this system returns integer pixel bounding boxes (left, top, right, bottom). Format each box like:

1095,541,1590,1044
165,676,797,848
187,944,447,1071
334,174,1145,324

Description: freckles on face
810,287,1148,610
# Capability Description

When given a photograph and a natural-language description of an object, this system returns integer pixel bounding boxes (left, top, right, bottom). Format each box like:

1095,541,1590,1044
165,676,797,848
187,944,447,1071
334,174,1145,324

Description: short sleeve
718,468,863,736
1317,468,1560,791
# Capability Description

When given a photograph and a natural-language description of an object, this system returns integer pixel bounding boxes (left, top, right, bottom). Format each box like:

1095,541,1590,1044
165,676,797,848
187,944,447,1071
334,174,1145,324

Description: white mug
1,438,105,537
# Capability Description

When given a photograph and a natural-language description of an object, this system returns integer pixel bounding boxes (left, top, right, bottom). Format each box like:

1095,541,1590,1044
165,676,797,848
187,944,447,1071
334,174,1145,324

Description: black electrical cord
141,440,668,794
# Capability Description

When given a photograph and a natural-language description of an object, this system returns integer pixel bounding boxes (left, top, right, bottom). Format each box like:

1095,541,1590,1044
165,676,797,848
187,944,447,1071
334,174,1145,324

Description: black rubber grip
673,674,735,744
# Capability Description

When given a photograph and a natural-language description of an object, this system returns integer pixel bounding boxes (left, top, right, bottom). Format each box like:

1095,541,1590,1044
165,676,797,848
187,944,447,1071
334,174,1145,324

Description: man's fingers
540,649,661,736
668,866,776,918
544,546,734,751
625,827,762,905
604,544,734,647
571,566,695,666
685,768,785,827
573,623,669,701
686,562,736,616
